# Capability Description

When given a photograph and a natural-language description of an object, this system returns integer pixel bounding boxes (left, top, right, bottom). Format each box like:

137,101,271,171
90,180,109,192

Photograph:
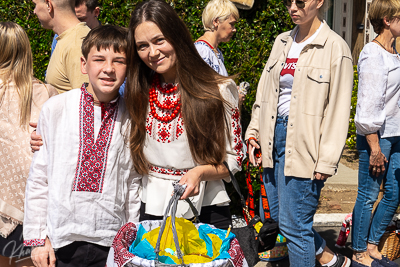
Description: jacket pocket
302,68,330,116
266,59,278,72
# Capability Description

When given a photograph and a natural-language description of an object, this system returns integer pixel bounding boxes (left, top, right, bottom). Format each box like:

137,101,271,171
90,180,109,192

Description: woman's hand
29,122,43,152
369,150,387,177
366,133,388,177
178,168,203,199
248,139,262,166
178,164,228,199
31,237,56,267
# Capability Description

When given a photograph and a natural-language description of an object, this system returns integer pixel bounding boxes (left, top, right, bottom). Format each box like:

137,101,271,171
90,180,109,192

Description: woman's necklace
373,38,394,54
200,36,219,55
149,74,181,123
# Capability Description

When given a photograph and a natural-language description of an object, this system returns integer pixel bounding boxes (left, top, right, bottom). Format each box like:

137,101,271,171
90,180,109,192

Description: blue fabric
260,115,326,267
51,34,58,56
198,224,233,259
118,79,126,96
351,134,400,251
129,224,147,253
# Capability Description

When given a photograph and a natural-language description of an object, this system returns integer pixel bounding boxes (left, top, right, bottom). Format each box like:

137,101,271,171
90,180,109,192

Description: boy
23,25,141,267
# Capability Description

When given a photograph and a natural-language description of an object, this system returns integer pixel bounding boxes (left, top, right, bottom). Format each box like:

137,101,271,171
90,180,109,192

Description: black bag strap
223,161,246,207
223,161,253,222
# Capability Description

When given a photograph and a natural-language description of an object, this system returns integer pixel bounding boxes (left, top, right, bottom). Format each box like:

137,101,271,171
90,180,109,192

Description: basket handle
154,183,197,266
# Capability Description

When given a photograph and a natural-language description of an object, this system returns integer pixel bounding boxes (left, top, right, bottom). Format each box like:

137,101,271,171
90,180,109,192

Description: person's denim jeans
351,134,400,251
260,116,326,267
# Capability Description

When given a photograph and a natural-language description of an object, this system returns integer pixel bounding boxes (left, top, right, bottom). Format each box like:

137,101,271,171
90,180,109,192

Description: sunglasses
283,0,306,8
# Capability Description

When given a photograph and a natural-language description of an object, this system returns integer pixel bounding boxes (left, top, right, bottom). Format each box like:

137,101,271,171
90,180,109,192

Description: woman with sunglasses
245,0,353,266
351,0,400,266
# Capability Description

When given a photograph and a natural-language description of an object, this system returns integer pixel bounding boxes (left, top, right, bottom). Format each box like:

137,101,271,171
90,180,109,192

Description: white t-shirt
278,22,324,116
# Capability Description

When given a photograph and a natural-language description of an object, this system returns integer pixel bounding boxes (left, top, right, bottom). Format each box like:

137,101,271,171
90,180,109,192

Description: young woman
352,0,400,266
245,0,353,266
0,22,57,267
125,0,245,230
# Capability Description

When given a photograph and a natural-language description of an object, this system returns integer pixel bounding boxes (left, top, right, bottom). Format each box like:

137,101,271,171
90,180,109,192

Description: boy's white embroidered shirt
23,87,141,249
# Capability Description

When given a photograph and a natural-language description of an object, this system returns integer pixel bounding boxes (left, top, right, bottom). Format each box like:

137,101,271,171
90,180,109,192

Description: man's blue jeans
261,116,326,267
351,134,400,251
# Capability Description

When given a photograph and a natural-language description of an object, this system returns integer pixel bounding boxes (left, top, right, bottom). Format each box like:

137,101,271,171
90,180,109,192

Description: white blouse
355,42,400,138
195,41,229,76
141,79,245,218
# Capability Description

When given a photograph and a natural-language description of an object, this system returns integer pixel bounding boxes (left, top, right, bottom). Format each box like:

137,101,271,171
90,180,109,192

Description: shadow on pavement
255,226,400,267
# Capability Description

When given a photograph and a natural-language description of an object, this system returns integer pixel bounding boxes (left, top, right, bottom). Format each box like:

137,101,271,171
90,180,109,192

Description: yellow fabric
254,221,263,233
46,22,90,93
143,217,222,264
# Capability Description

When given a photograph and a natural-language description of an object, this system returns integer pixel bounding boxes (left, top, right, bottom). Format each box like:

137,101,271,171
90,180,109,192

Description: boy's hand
29,122,43,152
31,237,56,267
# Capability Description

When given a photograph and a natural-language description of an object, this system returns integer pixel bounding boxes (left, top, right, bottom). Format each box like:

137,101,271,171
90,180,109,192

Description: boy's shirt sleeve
125,170,142,223
23,105,50,246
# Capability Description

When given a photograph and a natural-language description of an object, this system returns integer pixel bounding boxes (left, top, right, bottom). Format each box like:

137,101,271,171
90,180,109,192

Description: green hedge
347,66,358,149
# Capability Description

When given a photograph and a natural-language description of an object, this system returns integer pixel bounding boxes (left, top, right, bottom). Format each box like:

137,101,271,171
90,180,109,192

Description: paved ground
324,163,358,190
255,226,400,266
252,163,400,267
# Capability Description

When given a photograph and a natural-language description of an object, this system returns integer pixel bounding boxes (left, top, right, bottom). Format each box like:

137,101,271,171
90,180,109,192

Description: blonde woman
195,0,238,76
352,0,400,266
245,0,353,265
0,22,57,267
195,0,246,103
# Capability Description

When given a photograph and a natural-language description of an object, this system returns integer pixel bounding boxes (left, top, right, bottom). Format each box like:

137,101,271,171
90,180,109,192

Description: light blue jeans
261,116,326,267
351,134,400,251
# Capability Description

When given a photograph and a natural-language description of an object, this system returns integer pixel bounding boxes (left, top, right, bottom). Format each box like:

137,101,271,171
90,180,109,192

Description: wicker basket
378,230,400,261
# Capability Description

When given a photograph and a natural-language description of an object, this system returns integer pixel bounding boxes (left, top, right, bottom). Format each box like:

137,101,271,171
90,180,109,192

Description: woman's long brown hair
126,0,232,174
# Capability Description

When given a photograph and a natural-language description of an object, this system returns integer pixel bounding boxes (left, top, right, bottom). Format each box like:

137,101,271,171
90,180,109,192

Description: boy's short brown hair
81,25,128,59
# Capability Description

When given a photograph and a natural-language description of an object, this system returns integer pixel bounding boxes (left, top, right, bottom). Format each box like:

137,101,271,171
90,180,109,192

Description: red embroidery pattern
228,238,246,266
175,113,184,139
149,164,189,176
112,222,137,267
232,108,244,167
146,84,183,143
72,85,119,193
24,239,45,247
145,116,152,136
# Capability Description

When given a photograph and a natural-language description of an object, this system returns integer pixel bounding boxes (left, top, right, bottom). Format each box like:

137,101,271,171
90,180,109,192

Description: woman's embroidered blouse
195,41,228,76
141,79,245,218
355,42,400,138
